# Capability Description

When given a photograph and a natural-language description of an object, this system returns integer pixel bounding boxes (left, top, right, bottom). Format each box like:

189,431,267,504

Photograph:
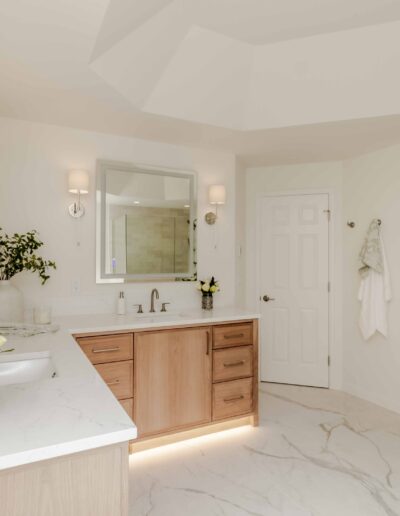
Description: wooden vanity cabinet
211,322,258,423
74,318,258,448
76,333,134,420
134,327,212,437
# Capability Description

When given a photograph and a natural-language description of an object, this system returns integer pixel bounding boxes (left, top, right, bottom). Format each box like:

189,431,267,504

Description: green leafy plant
0,228,56,284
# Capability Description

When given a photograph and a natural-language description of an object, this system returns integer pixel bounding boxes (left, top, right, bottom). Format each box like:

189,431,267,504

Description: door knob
263,295,275,302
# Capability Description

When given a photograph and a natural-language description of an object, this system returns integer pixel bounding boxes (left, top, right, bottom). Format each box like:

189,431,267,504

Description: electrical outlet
72,279,80,296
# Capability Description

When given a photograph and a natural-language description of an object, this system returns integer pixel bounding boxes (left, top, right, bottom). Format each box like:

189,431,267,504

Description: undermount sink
0,356,57,386
131,311,184,320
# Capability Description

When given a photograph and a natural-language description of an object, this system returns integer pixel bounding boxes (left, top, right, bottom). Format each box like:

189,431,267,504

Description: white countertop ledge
0,307,259,471
61,306,260,334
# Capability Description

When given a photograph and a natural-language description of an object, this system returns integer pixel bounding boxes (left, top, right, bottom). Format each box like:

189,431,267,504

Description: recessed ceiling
91,0,400,130
94,0,400,48
0,0,400,164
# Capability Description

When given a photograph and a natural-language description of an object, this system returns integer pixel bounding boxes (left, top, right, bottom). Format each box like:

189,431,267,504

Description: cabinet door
135,327,212,437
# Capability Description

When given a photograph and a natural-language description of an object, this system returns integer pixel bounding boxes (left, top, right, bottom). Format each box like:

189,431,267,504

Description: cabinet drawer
213,345,253,382
77,334,133,364
95,360,133,400
213,378,253,420
120,398,133,421
213,323,253,349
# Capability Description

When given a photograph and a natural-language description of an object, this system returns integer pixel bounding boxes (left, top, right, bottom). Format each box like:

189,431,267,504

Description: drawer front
95,360,133,400
213,323,253,349
120,398,133,420
213,345,253,382
77,334,133,364
213,378,253,420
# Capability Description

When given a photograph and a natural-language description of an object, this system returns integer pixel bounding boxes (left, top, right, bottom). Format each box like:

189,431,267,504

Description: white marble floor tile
129,384,400,515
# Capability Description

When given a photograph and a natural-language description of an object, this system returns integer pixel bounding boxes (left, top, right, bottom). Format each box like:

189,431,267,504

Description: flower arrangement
198,276,220,310
198,276,220,295
0,228,56,284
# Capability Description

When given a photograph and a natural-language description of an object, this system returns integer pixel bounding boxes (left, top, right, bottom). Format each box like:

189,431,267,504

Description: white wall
0,117,236,316
245,149,400,412
235,158,246,306
245,162,344,390
343,144,400,413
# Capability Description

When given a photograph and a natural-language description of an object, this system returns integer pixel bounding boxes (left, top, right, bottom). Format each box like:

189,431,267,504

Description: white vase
0,280,24,323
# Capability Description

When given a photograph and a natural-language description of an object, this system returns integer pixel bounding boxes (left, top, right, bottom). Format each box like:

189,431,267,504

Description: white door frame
256,189,336,388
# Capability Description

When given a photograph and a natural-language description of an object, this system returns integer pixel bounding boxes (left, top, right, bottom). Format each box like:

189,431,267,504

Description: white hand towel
358,233,391,340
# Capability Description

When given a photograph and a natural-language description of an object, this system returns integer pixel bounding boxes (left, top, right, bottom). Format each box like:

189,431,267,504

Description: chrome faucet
150,288,159,313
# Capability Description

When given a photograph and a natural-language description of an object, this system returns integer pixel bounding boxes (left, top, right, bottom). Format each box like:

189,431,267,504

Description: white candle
33,306,52,325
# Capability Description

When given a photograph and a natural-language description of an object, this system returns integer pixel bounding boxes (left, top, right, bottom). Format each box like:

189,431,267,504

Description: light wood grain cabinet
120,398,133,420
213,377,253,420
77,334,133,364
213,323,253,349
95,361,133,400
213,345,253,383
77,333,134,422
75,319,258,448
134,327,212,437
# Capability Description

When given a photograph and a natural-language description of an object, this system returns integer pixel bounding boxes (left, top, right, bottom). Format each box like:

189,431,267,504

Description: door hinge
327,281,331,293
328,355,331,367
324,209,331,221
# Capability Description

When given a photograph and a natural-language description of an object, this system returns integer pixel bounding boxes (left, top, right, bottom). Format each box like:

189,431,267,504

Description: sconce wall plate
69,203,85,218
205,211,217,225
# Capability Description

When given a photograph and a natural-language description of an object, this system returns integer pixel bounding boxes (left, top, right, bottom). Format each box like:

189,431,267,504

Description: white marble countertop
0,307,259,471
58,306,260,335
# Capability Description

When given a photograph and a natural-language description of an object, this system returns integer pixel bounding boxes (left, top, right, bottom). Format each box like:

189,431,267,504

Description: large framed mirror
96,160,197,282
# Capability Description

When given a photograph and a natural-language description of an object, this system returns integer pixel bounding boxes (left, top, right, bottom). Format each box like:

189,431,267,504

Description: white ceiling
93,0,400,48
1,0,400,164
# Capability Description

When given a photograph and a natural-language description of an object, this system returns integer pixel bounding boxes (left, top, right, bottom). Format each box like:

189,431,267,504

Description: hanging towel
358,219,392,340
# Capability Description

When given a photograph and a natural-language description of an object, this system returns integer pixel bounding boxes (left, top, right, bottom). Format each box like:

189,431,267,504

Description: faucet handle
161,302,170,313
133,303,143,314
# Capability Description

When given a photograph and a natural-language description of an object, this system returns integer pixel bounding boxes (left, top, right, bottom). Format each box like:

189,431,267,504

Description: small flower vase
202,293,213,310
0,280,24,322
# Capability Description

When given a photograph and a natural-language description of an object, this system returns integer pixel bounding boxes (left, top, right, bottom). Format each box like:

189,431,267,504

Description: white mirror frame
96,159,197,283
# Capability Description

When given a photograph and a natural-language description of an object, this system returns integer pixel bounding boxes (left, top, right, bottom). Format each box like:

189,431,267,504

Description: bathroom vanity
0,325,136,516
0,308,258,516
73,310,259,449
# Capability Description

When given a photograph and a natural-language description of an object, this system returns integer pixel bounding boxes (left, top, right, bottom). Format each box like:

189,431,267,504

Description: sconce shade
208,184,226,205
68,170,89,194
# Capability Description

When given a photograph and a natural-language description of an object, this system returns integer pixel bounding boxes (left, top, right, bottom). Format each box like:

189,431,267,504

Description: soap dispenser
117,291,126,315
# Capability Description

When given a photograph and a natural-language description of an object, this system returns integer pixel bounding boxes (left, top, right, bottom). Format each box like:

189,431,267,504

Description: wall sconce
68,169,89,218
205,184,226,225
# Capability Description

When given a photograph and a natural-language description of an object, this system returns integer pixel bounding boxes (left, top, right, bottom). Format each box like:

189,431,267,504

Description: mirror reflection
97,161,196,281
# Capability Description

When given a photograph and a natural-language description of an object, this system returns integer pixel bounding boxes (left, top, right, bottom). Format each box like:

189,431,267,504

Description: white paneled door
259,194,329,387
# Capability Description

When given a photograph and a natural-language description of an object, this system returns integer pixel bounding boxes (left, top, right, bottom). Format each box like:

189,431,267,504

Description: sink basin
133,312,182,319
131,312,185,321
0,356,57,386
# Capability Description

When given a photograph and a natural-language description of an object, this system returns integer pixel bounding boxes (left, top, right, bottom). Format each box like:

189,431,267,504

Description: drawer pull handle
224,333,244,340
92,347,120,353
223,360,245,368
106,379,120,386
223,395,244,403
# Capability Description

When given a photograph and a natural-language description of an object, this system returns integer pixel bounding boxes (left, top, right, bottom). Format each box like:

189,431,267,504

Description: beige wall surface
342,144,400,413
0,117,236,315
245,144,400,413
